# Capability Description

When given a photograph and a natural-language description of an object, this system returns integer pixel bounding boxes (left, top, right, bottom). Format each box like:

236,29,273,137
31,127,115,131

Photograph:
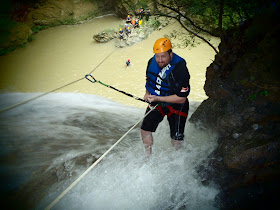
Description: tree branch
157,2,219,37
155,13,219,54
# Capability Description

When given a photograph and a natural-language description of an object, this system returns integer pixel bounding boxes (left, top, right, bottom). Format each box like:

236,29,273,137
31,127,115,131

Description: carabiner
85,74,97,83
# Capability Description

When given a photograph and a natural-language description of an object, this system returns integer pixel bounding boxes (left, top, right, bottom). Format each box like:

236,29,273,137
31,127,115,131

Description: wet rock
4,153,98,209
1,0,116,54
223,141,280,169
232,133,240,139
27,0,73,26
94,20,160,46
0,22,32,54
93,30,118,43
26,0,115,26
191,7,280,209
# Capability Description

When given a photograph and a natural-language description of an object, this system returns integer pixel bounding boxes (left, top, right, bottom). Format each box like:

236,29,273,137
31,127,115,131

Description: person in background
126,14,131,23
125,23,129,30
146,9,151,21
125,27,131,36
141,37,190,155
126,59,131,67
134,19,139,28
139,6,144,20
131,19,136,27
119,28,124,41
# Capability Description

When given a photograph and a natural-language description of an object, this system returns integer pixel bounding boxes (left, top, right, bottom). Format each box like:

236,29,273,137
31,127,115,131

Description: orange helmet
153,37,172,54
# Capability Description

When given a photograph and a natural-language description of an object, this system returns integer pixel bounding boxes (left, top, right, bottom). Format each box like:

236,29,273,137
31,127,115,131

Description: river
0,15,220,209
0,15,220,108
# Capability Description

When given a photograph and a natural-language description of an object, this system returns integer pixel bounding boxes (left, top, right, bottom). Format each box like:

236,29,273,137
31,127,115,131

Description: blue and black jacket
145,53,190,98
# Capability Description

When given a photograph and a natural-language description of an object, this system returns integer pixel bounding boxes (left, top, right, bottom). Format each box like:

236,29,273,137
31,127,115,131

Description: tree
153,0,278,53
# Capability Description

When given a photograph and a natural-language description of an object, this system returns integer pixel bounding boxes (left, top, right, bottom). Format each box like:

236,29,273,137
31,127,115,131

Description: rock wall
190,6,280,209
0,0,116,55
25,0,116,26
0,0,156,55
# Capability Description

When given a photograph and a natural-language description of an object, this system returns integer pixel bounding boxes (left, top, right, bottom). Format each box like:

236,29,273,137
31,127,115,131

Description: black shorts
141,100,189,140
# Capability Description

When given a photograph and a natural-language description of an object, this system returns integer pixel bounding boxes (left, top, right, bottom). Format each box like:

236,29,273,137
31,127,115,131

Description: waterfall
0,92,219,209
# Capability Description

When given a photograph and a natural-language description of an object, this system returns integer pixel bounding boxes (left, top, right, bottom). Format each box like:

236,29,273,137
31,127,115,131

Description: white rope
0,49,116,114
0,78,84,114
45,105,157,210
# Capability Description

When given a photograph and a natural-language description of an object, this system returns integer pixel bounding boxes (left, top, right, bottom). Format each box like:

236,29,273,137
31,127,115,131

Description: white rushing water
0,13,221,210
0,92,219,209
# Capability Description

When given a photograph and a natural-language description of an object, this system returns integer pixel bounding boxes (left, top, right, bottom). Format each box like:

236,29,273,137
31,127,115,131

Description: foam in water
0,93,219,209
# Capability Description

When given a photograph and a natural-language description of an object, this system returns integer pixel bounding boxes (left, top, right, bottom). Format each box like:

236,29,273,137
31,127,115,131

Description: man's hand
146,94,159,103
143,92,149,102
144,90,186,104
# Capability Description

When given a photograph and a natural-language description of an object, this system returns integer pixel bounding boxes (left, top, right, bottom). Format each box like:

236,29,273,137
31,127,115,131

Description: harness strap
166,105,188,118
150,105,188,118
156,105,165,117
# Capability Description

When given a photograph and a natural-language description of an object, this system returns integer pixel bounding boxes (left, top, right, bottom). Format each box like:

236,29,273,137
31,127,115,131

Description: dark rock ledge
190,7,280,209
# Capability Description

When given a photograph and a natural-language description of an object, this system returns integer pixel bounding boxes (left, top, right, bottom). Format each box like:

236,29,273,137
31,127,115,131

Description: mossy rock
93,29,118,43
0,21,32,55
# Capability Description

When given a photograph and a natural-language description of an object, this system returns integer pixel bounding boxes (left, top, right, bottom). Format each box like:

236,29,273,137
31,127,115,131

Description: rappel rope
46,72,153,210
0,78,84,114
45,104,157,210
0,49,116,114
1,49,154,209
85,74,147,103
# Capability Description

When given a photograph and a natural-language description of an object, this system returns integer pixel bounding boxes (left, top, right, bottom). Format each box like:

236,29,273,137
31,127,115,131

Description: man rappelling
141,37,190,155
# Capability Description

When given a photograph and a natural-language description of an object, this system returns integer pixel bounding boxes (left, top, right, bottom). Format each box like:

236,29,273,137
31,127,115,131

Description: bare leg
171,139,183,150
141,129,153,155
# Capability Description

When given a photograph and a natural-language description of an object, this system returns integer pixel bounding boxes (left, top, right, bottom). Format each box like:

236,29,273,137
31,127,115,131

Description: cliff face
190,6,280,209
0,0,116,55
0,0,155,55
25,0,116,26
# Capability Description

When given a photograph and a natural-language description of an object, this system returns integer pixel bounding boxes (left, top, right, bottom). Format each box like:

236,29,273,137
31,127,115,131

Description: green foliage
27,34,35,42
145,18,160,29
138,0,149,8
64,17,76,25
158,0,278,36
249,93,257,101
164,30,199,49
0,19,16,45
0,45,17,56
0,19,32,55
249,90,269,101
259,90,269,97
31,25,50,34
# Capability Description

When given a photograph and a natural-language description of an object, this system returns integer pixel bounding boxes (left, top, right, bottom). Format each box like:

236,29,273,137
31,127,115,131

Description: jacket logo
155,64,171,95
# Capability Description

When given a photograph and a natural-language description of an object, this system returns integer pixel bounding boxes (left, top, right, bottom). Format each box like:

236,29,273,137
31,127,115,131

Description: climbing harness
85,74,147,103
45,104,158,210
154,105,188,118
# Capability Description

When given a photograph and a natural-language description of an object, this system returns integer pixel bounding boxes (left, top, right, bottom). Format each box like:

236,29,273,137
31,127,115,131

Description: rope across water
0,49,116,114
1,49,153,209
